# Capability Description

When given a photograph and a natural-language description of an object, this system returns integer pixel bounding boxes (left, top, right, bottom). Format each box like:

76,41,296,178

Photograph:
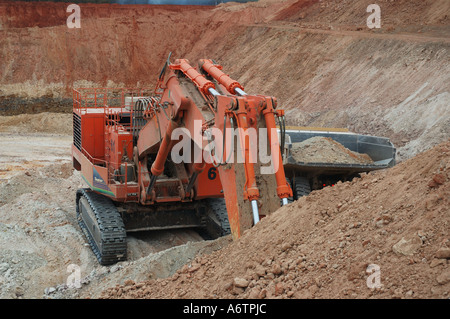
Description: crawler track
76,188,127,265
205,197,231,237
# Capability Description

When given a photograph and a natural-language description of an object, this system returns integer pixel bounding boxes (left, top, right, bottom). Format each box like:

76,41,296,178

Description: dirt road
248,21,450,44
0,133,72,182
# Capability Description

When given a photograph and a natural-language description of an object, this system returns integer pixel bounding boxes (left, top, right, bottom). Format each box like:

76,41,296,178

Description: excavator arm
136,56,293,239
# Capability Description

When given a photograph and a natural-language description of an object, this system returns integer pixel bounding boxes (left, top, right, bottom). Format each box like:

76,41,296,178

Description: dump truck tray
283,129,396,176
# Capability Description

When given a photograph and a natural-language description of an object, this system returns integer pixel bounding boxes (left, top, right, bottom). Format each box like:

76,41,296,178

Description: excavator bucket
212,94,288,239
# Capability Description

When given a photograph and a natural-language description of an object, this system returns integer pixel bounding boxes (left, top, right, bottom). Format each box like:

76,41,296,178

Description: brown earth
101,140,449,299
274,0,449,29
0,112,72,134
290,136,374,164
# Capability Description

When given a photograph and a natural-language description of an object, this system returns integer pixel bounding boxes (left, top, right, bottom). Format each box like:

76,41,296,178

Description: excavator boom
139,57,293,238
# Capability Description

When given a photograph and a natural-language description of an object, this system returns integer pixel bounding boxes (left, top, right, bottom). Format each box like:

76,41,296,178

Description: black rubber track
76,188,127,265
205,198,231,237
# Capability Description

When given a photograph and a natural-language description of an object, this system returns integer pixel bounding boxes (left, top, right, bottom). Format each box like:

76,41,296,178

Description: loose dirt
290,136,374,164
101,140,449,299
0,114,226,299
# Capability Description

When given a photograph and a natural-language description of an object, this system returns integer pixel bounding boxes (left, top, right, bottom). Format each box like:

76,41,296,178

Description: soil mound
290,136,374,164
100,140,449,299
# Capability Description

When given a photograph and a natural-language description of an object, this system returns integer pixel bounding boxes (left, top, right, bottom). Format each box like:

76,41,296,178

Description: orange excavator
72,54,293,265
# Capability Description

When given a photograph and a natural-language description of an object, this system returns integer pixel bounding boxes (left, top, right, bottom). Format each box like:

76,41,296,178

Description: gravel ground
0,126,227,299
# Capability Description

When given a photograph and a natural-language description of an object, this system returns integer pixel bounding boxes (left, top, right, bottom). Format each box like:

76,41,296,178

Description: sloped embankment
101,140,449,299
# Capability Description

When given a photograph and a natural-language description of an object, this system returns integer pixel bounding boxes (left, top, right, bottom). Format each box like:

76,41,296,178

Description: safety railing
73,87,153,113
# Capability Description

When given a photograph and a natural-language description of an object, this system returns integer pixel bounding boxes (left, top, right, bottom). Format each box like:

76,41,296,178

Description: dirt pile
0,161,86,298
101,140,449,299
290,136,374,164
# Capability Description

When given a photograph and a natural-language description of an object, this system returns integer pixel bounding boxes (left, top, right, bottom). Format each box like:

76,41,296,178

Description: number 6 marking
208,167,217,180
